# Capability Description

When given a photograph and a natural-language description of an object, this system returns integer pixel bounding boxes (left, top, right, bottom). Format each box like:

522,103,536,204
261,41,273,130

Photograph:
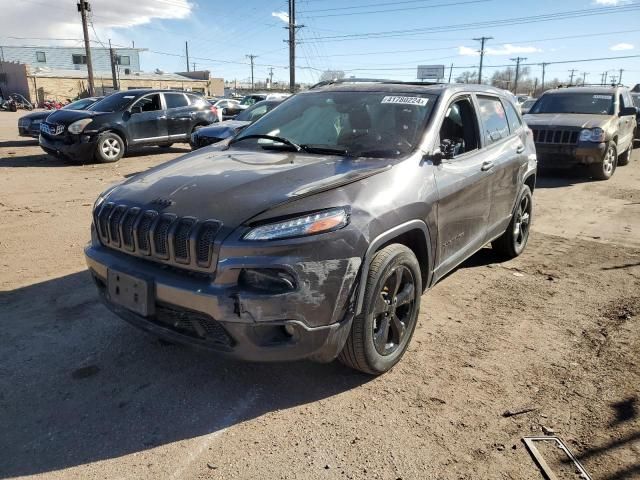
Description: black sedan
18,97,101,138
190,99,283,150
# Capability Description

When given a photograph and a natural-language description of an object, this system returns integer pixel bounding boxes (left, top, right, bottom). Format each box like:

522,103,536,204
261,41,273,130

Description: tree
319,70,346,82
455,70,478,84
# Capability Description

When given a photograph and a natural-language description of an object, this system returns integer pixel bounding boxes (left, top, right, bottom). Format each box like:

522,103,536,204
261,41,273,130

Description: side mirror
619,106,638,117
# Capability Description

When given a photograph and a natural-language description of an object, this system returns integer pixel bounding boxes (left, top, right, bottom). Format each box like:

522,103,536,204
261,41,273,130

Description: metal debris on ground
523,436,592,480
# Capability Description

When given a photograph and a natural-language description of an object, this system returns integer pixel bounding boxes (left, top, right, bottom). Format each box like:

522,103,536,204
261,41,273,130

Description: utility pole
286,0,303,93
246,54,257,91
448,63,454,83
618,68,624,85
185,41,190,72
540,62,549,92
192,62,196,71
511,57,526,94
581,72,588,85
77,0,95,96
108,39,118,91
568,69,577,85
268,67,274,89
473,36,492,84
604,71,609,85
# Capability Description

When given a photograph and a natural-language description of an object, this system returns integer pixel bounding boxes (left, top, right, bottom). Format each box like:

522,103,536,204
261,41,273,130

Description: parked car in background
190,99,285,150
516,95,531,104
85,80,536,375
39,89,217,163
209,98,242,122
632,93,640,140
520,98,537,115
18,97,102,138
524,86,637,180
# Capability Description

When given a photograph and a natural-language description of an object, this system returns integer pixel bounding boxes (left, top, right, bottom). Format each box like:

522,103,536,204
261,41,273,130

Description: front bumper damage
85,232,363,362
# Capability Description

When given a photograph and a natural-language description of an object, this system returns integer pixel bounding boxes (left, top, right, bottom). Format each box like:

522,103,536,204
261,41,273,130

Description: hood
196,120,250,139
105,148,391,229
523,113,613,129
44,109,108,125
20,111,51,122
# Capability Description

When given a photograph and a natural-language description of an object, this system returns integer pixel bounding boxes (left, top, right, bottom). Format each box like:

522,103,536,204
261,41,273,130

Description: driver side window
133,94,162,113
439,98,479,158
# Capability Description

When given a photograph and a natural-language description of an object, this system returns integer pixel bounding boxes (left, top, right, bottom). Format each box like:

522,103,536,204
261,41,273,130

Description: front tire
94,132,124,163
590,142,617,180
492,185,533,259
338,244,422,375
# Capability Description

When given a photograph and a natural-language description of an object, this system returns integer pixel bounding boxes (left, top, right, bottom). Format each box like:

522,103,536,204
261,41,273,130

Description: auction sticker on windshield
381,96,429,106
593,95,612,100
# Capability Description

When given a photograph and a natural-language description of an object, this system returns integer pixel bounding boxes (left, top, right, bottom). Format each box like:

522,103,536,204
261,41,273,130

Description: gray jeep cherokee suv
524,85,637,180
85,80,537,374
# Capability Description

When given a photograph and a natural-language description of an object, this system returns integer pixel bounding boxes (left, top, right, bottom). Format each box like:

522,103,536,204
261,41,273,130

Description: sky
1,0,640,87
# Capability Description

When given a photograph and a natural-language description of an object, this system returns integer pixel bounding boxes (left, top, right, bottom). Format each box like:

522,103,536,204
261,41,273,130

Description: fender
354,219,433,315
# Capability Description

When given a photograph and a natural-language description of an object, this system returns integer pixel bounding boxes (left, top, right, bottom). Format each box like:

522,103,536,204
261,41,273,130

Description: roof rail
309,78,446,89
556,83,625,88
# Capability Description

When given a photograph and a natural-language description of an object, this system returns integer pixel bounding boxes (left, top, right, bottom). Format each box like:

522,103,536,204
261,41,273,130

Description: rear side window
477,96,509,145
164,93,189,109
503,100,523,133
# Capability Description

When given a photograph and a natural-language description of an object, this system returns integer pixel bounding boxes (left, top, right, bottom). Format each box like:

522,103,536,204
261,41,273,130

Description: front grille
155,303,233,346
531,128,579,145
95,202,222,271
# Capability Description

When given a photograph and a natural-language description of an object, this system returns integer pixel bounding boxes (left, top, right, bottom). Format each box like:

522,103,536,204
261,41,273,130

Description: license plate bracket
107,269,154,317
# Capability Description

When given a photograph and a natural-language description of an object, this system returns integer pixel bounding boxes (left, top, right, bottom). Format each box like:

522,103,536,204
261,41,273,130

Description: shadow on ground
0,139,39,148
0,271,371,478
535,168,594,188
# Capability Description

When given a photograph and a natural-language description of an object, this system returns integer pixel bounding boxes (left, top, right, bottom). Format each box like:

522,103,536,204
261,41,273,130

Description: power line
299,0,490,18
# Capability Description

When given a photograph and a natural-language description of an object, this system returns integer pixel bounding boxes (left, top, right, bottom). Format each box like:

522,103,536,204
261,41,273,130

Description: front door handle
158,115,167,120
516,145,525,154
481,161,495,172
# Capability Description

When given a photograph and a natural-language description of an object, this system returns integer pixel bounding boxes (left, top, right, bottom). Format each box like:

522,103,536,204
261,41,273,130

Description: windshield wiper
299,144,352,156
353,148,403,158
229,134,301,151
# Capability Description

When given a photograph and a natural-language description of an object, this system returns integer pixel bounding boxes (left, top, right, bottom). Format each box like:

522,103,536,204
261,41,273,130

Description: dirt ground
1,110,638,480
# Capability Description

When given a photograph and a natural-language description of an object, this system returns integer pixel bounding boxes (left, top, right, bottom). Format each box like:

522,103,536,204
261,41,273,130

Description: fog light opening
284,323,296,337
239,268,297,293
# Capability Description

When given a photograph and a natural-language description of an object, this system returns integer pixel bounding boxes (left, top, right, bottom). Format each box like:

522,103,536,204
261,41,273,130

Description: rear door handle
481,161,495,172
516,145,525,154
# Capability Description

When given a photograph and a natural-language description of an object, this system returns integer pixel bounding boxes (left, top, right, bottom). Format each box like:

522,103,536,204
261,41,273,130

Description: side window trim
437,93,482,160
500,97,523,136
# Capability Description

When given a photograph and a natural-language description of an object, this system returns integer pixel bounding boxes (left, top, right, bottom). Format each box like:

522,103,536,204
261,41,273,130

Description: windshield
63,98,96,110
522,100,536,109
235,101,279,122
88,92,136,112
529,92,614,115
240,95,265,106
632,95,640,108
234,91,437,158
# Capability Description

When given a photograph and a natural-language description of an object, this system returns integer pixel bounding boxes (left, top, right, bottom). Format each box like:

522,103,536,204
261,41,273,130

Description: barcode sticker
381,96,429,106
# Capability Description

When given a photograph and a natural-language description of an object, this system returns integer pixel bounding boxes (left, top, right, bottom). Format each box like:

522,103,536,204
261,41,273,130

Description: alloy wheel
602,146,615,176
371,265,417,356
513,194,531,249
101,138,121,160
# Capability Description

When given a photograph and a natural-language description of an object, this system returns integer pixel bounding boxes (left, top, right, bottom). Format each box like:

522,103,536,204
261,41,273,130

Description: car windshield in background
88,93,136,112
632,95,640,108
235,101,278,122
63,98,96,110
234,91,437,158
522,100,536,109
529,92,614,115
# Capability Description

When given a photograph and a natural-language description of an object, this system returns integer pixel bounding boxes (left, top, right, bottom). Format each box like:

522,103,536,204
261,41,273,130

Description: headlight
579,128,605,142
68,118,93,134
243,207,349,241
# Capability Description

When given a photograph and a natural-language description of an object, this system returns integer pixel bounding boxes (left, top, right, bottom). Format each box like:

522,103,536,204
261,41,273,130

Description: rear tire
492,185,533,259
94,132,124,163
618,141,632,166
338,244,422,375
590,142,617,180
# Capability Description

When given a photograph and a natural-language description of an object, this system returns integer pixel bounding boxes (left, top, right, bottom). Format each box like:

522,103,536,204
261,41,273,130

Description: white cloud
271,11,289,24
458,44,542,56
594,0,629,4
610,42,634,51
0,0,193,47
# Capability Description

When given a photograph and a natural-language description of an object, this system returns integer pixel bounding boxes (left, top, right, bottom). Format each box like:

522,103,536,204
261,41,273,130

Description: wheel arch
355,220,433,315
523,173,536,193
98,127,129,149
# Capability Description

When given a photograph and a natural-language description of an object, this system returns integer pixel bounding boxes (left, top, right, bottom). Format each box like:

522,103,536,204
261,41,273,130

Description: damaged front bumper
84,233,363,362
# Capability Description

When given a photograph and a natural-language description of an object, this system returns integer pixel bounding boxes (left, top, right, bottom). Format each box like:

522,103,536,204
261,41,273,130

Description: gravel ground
1,110,639,480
